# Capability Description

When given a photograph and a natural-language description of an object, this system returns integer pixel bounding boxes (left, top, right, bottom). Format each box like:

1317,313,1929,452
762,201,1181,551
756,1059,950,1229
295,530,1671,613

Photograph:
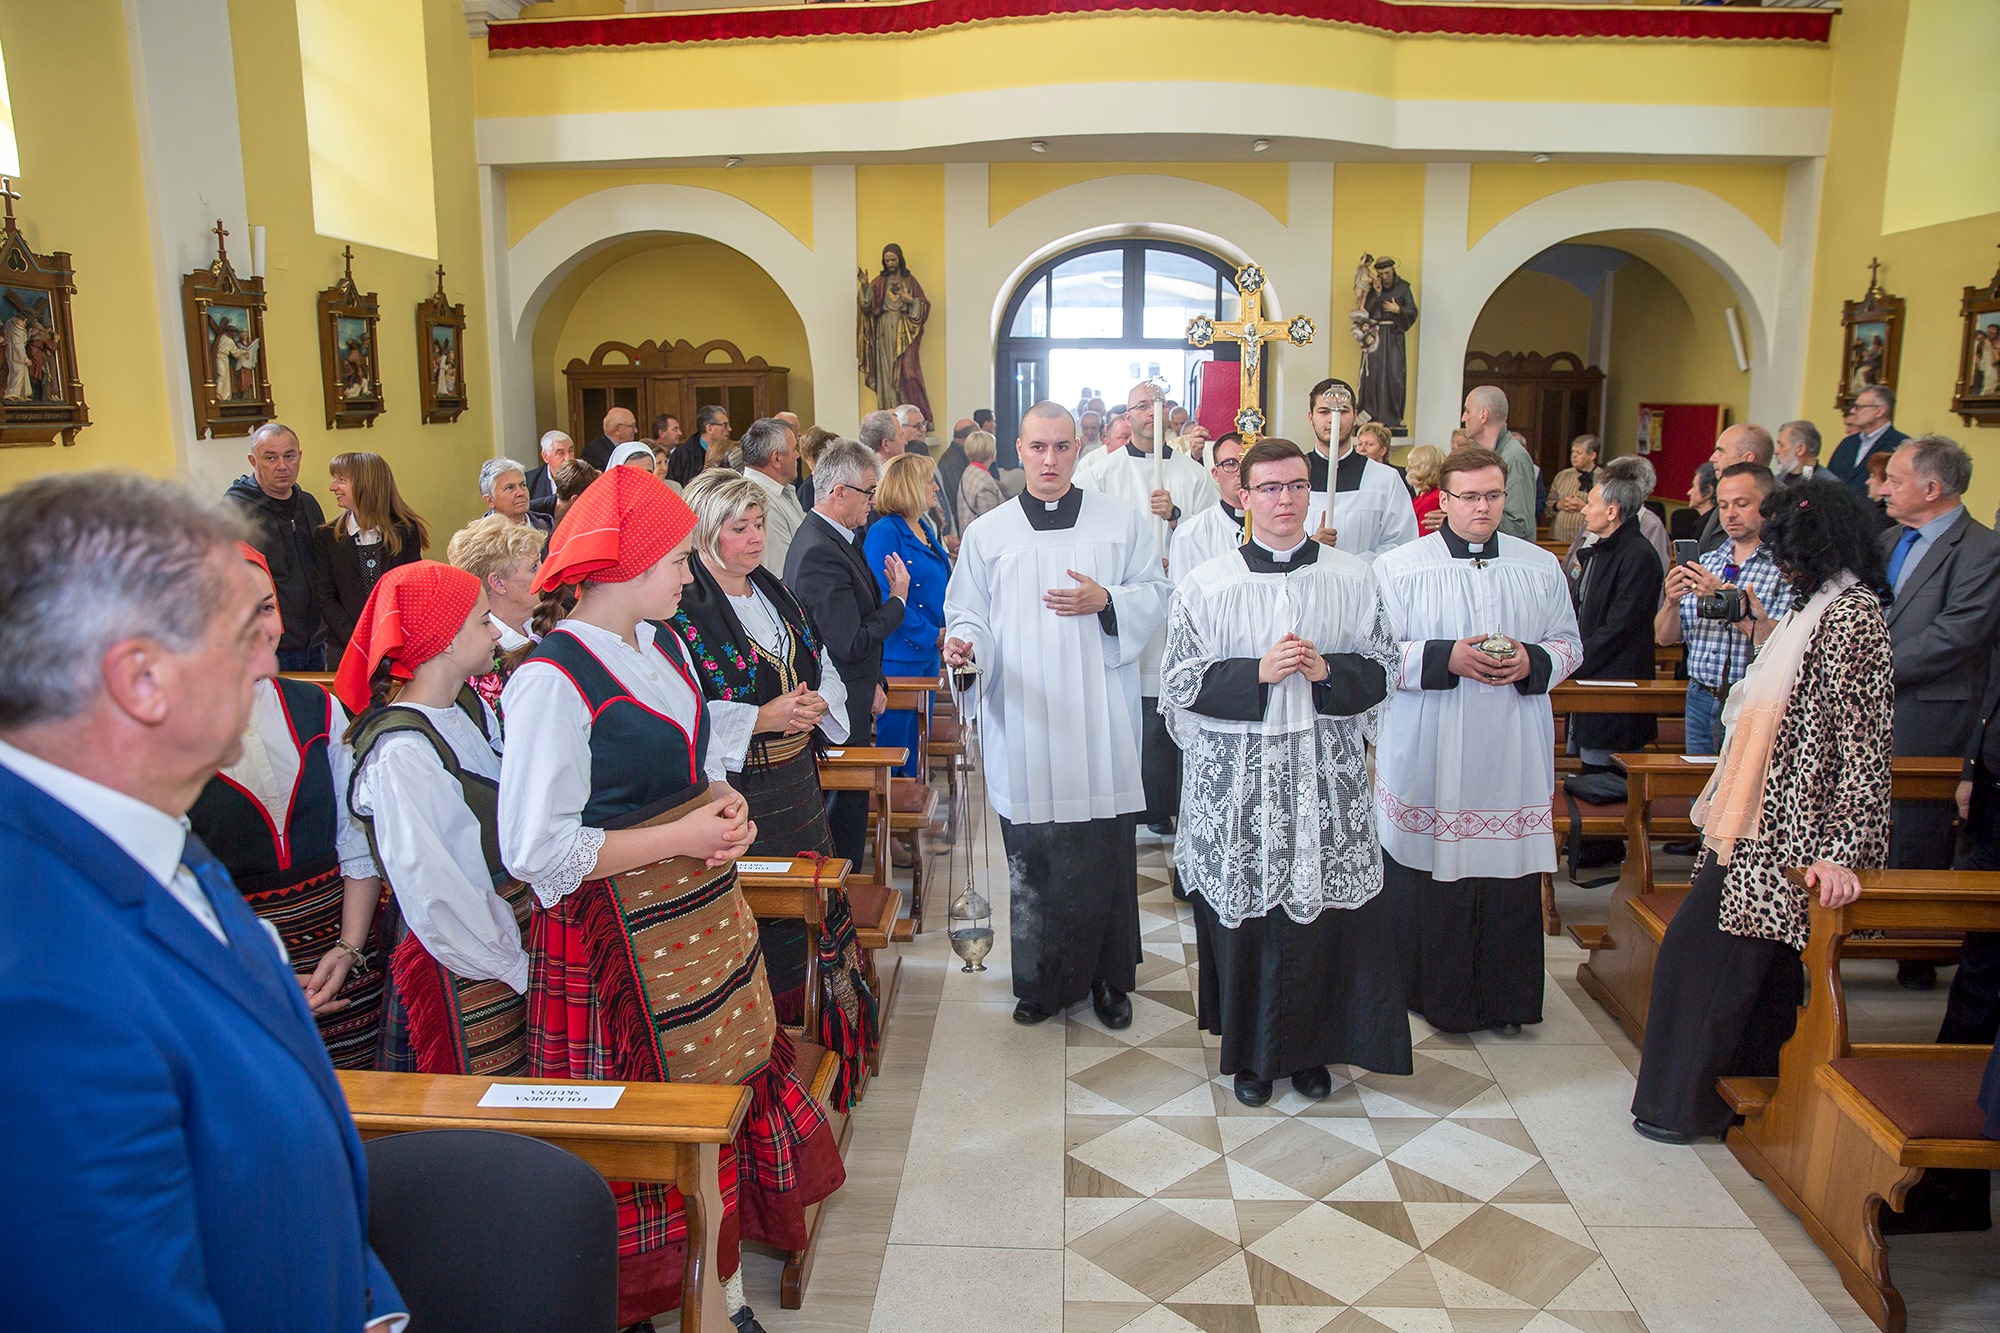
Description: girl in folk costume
670,473,879,1110
186,543,386,1069
498,467,844,1333
334,561,533,1078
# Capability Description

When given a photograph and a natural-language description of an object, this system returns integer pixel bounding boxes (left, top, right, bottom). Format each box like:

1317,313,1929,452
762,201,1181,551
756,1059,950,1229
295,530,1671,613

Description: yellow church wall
504,167,815,249
988,163,1290,228
1802,0,2000,519
1467,163,1791,249
0,0,178,489
548,239,815,438
1328,164,1425,424
856,165,944,425
225,0,495,541
1601,247,1750,467
472,15,1830,121
1468,271,1593,363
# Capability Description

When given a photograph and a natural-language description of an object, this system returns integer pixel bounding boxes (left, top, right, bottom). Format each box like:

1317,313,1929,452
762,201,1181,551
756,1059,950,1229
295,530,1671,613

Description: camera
1696,587,1748,622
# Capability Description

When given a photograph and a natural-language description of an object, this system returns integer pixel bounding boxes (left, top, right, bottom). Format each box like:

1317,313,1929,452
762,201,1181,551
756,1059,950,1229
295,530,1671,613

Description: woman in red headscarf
186,544,387,1068
333,561,532,1078
497,468,844,1333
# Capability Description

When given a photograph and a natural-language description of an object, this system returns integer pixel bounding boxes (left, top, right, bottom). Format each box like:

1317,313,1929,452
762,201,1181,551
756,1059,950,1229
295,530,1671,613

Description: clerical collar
1306,447,1369,494
1020,485,1083,531
1217,495,1245,524
1439,522,1500,561
1122,443,1151,460
1242,534,1319,573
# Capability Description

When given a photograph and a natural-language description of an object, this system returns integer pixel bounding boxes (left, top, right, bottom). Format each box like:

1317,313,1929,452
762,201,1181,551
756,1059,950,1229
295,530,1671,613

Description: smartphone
1672,540,1701,568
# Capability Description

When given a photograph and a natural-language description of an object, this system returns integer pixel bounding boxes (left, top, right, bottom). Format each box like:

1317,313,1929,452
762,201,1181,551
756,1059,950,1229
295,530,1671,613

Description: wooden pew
1573,755,1965,1047
338,1070,748,1333
881,677,946,915
1720,869,2000,1333
817,745,911,929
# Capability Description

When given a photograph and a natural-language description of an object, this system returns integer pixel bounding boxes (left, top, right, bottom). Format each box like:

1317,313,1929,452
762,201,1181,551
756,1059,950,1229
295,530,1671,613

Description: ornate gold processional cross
1185,262,1316,445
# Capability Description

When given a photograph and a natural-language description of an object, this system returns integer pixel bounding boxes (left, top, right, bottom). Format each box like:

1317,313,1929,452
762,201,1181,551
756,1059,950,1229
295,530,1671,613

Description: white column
1756,156,1824,427
809,165,860,431
1276,163,1335,438
477,164,529,457
122,0,251,490
1413,163,1473,445
942,163,991,431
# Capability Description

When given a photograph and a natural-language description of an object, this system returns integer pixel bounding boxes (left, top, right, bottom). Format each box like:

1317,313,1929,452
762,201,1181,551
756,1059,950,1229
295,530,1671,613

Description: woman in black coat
1570,456,1667,762
313,451,429,660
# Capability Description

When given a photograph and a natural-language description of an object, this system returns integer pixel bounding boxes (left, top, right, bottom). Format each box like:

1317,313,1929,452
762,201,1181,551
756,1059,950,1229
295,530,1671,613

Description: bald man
1461,386,1536,542
1697,424,1775,552
580,406,637,472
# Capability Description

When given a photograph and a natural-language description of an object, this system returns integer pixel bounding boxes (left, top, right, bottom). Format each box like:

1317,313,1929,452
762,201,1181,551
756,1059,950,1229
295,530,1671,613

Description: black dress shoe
1147,818,1174,836
1291,1066,1332,1099
1234,1072,1273,1106
1662,837,1703,857
1489,1022,1523,1037
731,1309,768,1333
1632,1118,1700,1145
1013,999,1052,1024
1091,979,1133,1029
1898,961,1938,991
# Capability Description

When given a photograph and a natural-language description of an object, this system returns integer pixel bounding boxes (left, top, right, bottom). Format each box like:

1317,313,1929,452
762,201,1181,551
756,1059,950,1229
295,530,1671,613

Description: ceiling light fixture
1532,153,1551,164
724,156,744,168
1029,140,1048,153
1252,139,1271,153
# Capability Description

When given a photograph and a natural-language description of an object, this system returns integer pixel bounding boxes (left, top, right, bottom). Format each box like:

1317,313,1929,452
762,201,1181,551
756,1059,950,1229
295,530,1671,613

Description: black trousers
826,704,875,869
1632,853,1803,1136
1942,780,2000,1043
1139,696,1181,824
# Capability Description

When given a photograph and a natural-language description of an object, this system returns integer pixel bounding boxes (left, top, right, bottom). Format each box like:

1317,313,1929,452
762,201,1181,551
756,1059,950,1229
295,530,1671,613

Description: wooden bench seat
339,1070,748,1333
761,1035,851,1308
1574,754,1966,1045
1725,869,2000,1333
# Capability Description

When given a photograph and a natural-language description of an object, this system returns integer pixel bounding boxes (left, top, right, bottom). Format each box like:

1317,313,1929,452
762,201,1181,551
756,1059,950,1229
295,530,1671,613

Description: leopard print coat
1715,583,1893,951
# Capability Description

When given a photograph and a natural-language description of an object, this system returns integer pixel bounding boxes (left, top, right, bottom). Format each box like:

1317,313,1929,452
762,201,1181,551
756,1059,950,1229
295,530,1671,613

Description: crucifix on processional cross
1185,262,1316,445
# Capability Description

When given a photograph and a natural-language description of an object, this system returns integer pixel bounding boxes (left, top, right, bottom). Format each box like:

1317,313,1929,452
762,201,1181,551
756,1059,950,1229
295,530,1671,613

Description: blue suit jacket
1826,425,1909,494
0,763,402,1330
865,513,950,671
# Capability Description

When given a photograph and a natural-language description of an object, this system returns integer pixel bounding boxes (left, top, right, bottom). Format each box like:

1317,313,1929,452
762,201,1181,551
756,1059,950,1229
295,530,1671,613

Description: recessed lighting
724,156,743,168
1252,139,1271,153
1029,140,1048,154
1532,153,1551,164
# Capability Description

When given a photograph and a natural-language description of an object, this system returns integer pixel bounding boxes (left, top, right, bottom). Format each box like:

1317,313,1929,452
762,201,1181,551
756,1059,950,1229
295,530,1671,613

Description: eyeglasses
843,483,878,500
1248,481,1311,498
1214,459,1240,472
1442,488,1508,506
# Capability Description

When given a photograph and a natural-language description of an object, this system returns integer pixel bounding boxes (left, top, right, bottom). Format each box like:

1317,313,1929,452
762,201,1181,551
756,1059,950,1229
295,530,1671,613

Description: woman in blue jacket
865,452,951,777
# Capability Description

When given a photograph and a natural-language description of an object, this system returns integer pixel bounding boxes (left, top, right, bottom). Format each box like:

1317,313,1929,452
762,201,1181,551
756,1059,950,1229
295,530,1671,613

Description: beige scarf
1693,573,1857,863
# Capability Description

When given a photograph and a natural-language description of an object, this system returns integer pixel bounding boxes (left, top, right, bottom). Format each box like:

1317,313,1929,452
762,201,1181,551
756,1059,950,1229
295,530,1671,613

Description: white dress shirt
350,698,528,993
498,620,725,907
219,679,377,880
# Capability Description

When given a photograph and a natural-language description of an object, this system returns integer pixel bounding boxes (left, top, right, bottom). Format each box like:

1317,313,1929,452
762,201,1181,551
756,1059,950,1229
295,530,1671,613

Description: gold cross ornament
1185,262,1315,443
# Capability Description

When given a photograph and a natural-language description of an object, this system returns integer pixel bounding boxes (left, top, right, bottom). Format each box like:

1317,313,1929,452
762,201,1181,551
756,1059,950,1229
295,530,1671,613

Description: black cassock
1361,275,1417,429
1001,815,1140,1013
1388,855,1545,1035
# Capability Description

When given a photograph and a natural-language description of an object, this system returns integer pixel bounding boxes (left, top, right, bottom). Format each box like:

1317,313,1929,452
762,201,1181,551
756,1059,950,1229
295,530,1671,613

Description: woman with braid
335,561,531,1078
498,467,843,1333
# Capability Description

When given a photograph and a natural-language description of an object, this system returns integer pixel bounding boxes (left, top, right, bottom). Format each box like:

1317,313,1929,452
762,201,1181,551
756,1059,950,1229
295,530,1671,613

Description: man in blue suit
0,473,405,1332
1825,385,1908,496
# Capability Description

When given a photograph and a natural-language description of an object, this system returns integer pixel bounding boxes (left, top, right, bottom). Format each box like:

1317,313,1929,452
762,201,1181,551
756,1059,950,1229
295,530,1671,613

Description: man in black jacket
784,438,910,864
523,429,573,519
578,406,637,471
1826,386,1908,496
224,422,327,671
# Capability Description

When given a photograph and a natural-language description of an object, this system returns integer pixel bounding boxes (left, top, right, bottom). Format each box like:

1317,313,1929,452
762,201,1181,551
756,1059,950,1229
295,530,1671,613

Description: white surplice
1305,444,1418,562
349,698,529,993
221,678,376,879
943,489,1169,824
1169,502,1245,587
1372,530,1582,881
1074,444,1219,694
1161,541,1400,927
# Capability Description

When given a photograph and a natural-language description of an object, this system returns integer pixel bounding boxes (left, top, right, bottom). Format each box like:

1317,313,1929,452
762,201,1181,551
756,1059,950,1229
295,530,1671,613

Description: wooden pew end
1566,923,1608,951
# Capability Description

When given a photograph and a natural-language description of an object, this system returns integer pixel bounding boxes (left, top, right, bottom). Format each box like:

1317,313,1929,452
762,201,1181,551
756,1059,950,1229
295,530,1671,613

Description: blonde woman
1406,444,1446,534
956,428,1004,530
864,452,950,778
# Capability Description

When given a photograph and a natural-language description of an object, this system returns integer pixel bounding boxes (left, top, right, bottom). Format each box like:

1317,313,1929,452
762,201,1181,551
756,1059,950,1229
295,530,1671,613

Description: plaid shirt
1679,539,1793,690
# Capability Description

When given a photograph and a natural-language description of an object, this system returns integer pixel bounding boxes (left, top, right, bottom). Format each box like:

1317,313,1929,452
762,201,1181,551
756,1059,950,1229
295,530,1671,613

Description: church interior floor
723,785,2000,1333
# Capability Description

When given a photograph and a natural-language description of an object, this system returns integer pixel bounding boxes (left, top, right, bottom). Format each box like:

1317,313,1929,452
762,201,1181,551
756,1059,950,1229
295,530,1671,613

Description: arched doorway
993,239,1243,458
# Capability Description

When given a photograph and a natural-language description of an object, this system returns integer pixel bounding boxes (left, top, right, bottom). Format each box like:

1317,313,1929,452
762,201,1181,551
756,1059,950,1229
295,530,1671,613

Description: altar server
1169,432,1250,580
186,543,386,1069
1076,381,1218,832
498,467,842,1332
338,561,532,1078
1162,440,1409,1106
1304,377,1418,560
944,401,1170,1027
1373,447,1581,1034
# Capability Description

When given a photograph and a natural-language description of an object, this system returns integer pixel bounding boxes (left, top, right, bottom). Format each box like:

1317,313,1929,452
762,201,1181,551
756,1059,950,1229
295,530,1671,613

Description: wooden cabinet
1461,350,1605,482
565,338,788,441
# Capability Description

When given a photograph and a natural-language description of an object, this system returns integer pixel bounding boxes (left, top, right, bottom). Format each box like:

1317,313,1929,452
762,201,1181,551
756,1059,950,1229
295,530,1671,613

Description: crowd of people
6,371,1998,1327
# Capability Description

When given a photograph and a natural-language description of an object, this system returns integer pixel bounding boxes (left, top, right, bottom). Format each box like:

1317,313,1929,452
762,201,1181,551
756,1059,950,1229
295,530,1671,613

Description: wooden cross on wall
1185,262,1315,443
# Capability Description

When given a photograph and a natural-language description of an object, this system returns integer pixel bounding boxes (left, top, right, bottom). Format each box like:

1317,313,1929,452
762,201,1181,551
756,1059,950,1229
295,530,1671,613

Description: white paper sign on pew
478,1083,626,1109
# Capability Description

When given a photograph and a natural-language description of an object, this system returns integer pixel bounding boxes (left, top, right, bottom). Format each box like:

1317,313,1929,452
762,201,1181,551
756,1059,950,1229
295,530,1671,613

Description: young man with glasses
1169,432,1250,580
1304,377,1418,561
1372,447,1582,1036
1161,439,1409,1106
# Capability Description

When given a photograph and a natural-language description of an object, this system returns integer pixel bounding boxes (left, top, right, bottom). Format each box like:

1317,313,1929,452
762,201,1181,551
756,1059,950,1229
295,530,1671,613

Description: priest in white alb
944,401,1170,1028
1373,446,1582,1035
1075,382,1218,834
1304,377,1418,560
1162,440,1410,1107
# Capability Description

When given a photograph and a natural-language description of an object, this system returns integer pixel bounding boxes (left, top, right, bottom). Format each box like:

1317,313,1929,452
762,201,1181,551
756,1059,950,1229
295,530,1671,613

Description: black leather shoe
1234,1072,1273,1106
1489,1022,1524,1037
1632,1118,1700,1146
1898,961,1938,991
1291,1066,1332,1100
731,1308,768,1333
1662,837,1703,857
1013,999,1051,1025
1147,819,1174,836
1091,980,1133,1029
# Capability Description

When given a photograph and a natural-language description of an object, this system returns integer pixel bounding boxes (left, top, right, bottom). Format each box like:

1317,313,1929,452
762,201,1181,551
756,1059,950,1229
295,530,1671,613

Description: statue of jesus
858,243,934,426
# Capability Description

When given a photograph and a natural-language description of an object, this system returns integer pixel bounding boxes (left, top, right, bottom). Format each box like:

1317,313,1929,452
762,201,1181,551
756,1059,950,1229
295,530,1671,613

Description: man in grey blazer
1880,434,2000,987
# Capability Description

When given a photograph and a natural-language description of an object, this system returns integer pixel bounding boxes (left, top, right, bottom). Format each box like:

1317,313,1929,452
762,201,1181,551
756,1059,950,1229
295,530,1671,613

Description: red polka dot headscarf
331,560,484,714
532,465,695,595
